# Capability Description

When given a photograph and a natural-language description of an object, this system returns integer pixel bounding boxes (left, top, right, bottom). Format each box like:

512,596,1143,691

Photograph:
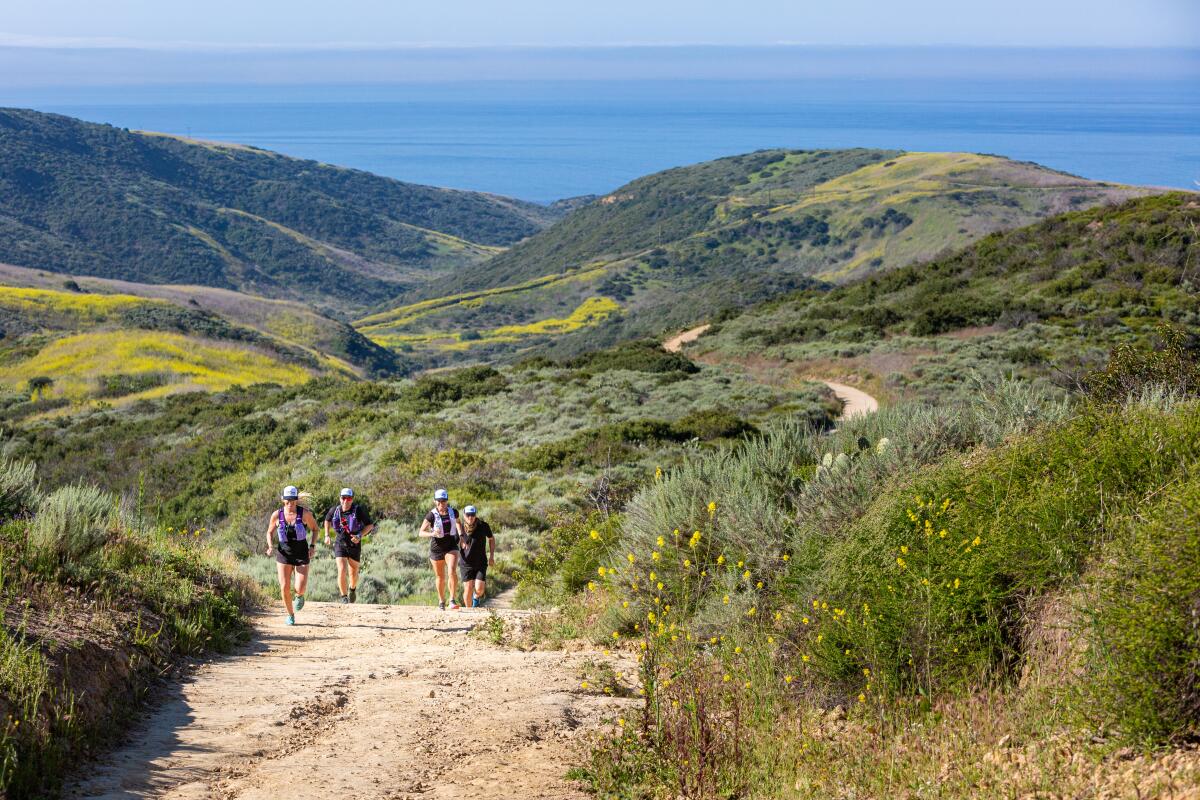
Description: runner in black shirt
419,488,462,610
323,488,375,604
458,505,495,609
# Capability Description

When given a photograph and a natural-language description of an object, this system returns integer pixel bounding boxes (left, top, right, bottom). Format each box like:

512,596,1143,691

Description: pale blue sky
2,0,1198,48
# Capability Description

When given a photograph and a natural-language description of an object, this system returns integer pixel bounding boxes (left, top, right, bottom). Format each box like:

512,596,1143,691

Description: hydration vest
277,507,308,543
431,506,460,539
331,505,360,536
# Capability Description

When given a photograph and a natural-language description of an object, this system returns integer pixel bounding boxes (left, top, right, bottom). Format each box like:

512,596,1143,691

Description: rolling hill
359,149,1157,365
0,261,415,416
688,191,1200,402
0,108,562,316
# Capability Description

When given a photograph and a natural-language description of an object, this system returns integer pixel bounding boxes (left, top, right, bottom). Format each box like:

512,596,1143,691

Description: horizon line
2,35,1198,52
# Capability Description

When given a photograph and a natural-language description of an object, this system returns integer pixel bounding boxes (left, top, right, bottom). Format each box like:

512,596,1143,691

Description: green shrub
94,372,169,399
670,407,755,441
0,458,38,520
565,338,700,375
808,401,1200,699
1084,323,1200,404
1076,474,1200,744
27,484,119,571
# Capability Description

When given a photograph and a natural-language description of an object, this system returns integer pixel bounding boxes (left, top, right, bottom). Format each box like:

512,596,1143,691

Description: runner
265,485,319,625
458,505,495,609
419,488,462,610
323,487,375,604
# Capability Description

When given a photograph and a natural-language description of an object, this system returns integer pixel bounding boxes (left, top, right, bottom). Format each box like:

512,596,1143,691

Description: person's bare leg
431,558,447,604
348,559,360,592
475,578,486,602
336,557,349,597
461,578,475,608
277,563,295,616
294,563,309,597
446,553,460,606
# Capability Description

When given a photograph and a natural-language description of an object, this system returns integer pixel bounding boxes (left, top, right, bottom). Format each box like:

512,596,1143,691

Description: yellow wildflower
590,529,600,540
722,595,730,605
656,536,665,547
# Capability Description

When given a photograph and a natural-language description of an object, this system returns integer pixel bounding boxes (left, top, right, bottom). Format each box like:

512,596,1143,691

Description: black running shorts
460,562,487,582
275,539,310,566
333,536,361,561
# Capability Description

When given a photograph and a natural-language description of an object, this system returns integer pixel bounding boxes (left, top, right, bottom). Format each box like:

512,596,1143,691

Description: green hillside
0,262,405,380
0,263,417,416
0,109,560,315
691,192,1200,403
0,339,838,604
362,149,1155,365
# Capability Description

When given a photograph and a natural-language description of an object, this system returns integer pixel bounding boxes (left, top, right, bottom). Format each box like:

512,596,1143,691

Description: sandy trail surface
818,380,879,419
662,324,711,353
663,324,879,419
65,601,633,800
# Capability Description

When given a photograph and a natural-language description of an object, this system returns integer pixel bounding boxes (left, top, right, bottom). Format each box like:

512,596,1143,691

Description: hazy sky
2,0,1198,48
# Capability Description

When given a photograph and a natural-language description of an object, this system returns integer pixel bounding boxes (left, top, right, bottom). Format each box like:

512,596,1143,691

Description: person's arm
265,514,276,557
304,510,320,548
324,513,332,546
358,521,375,542
488,532,496,566
418,514,435,538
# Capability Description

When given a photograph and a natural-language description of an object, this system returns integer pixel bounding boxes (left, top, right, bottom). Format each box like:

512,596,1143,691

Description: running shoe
449,600,460,610
438,600,446,610
339,595,349,604
349,587,356,604
286,614,295,626
472,597,481,608
294,595,305,612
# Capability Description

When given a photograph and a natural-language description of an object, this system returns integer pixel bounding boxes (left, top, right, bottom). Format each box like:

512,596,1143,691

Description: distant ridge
362,148,1157,365
0,108,563,316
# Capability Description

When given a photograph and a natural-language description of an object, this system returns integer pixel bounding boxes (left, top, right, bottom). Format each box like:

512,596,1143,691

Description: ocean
10,79,1200,204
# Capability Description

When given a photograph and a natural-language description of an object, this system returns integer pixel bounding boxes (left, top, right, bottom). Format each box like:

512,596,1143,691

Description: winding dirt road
663,324,879,419
66,603,633,800
817,380,879,420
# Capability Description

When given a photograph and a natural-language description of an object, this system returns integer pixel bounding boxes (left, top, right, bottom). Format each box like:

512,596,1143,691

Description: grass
0,462,257,798
0,286,150,321
542,339,1200,797
0,330,310,403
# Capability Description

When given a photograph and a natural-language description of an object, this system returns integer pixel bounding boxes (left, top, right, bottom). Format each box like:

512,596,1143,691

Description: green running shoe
286,614,295,626
294,595,305,612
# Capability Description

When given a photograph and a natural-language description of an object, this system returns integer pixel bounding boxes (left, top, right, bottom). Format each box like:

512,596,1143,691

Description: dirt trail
65,602,633,800
662,324,711,353
663,324,879,419
819,380,879,419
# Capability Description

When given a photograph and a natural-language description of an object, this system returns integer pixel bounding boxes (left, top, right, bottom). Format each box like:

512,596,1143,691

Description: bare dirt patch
64,603,635,799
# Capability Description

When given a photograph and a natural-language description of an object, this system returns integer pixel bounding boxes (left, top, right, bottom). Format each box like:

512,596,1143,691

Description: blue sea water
10,80,1200,204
